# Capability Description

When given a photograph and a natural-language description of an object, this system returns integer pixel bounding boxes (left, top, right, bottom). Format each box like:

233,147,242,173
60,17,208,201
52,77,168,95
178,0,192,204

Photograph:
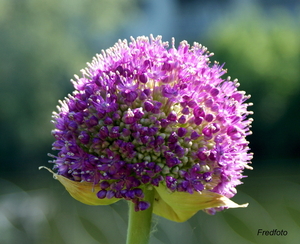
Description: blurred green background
1,0,299,243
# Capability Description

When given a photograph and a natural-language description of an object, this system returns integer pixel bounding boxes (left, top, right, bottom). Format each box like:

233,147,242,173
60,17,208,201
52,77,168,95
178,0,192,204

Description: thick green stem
126,188,154,244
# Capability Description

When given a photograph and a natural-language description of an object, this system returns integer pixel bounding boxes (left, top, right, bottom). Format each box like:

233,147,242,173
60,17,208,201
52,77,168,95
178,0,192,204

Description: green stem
126,188,155,244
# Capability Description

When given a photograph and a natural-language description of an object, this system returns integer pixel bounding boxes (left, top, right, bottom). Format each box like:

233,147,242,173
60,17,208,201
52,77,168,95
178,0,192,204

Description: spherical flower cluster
48,35,253,217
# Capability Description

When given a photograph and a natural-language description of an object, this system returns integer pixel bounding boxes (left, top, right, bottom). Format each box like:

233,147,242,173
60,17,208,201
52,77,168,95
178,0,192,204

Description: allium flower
45,35,253,222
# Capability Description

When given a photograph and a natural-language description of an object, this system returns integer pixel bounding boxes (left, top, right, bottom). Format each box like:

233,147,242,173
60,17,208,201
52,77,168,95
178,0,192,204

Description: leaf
222,211,256,243
39,166,119,206
286,206,300,228
79,216,109,244
153,184,248,222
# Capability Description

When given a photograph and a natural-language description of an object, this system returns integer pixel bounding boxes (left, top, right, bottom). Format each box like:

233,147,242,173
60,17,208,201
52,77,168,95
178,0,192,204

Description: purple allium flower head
48,35,253,216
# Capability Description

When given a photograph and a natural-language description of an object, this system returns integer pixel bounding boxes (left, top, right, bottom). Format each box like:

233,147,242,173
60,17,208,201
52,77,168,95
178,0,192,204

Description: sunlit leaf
153,184,248,222
39,166,119,206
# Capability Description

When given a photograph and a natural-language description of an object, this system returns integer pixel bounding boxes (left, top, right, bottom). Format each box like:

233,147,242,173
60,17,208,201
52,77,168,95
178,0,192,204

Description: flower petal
153,184,248,222
39,166,119,206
